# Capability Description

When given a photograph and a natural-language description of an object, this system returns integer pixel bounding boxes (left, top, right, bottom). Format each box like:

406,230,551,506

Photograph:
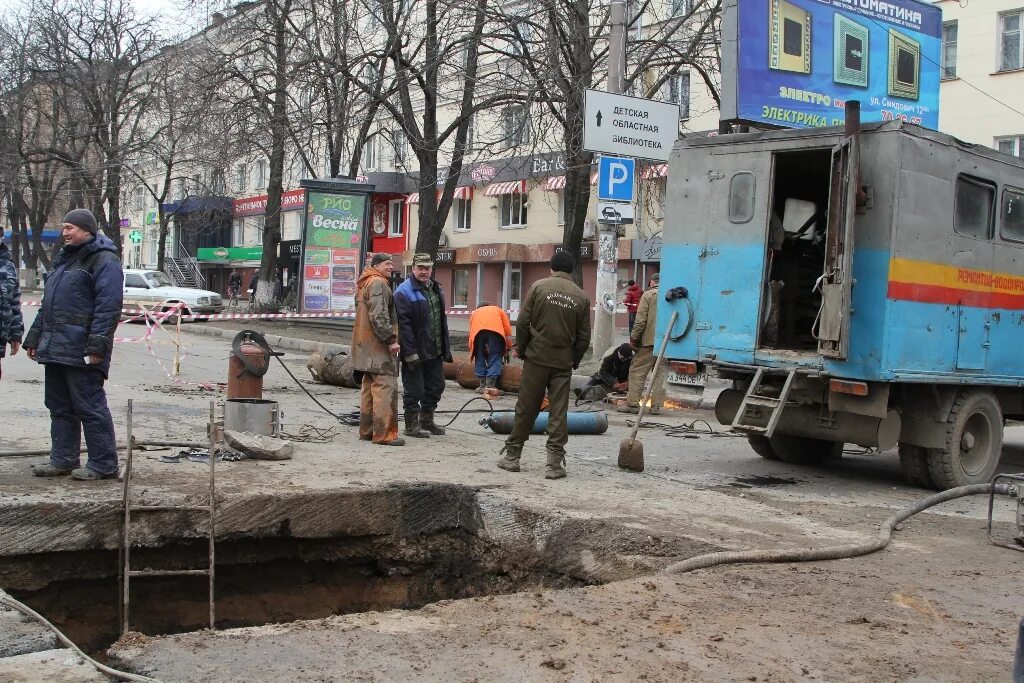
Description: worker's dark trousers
44,364,118,475
506,360,572,457
401,357,445,412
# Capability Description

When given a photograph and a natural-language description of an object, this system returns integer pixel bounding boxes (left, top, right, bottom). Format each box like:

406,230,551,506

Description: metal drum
224,398,280,437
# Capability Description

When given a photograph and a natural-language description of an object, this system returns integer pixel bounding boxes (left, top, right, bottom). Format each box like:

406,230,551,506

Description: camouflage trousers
626,346,668,408
359,372,400,444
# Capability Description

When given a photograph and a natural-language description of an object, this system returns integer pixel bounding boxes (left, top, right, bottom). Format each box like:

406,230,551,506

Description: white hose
0,594,163,683
663,483,999,574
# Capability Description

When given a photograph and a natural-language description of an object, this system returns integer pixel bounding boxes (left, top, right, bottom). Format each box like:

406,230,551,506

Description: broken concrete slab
0,648,110,683
0,589,58,657
223,430,293,460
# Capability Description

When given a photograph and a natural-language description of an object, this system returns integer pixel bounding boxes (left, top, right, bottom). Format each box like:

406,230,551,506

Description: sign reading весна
583,90,680,162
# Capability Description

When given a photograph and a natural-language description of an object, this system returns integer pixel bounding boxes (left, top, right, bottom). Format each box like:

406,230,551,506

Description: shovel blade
618,437,645,472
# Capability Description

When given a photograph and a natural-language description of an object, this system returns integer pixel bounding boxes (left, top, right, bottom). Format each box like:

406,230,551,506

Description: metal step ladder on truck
657,116,1024,489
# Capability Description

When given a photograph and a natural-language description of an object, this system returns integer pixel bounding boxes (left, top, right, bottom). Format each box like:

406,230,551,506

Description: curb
178,323,350,356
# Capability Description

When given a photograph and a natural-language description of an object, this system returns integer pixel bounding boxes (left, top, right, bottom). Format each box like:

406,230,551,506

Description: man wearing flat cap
394,252,452,438
23,208,124,480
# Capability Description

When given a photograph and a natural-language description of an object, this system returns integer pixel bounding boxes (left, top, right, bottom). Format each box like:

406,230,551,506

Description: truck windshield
145,272,173,288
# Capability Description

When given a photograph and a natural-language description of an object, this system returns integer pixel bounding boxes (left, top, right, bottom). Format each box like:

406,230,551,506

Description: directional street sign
597,202,634,225
597,156,635,202
583,89,680,162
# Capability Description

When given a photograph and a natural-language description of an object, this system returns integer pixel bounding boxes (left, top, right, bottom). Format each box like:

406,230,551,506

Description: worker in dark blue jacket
23,209,124,481
394,253,452,439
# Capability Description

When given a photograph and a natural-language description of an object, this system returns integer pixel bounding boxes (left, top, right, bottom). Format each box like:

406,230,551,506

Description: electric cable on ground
0,593,163,683
662,482,1010,575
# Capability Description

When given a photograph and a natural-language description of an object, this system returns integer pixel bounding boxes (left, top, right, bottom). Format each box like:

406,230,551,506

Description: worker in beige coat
618,272,666,415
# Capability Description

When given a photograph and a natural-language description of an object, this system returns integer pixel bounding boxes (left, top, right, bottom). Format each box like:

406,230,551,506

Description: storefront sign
633,235,662,262
279,239,301,260
233,188,306,218
435,249,455,263
197,246,263,262
145,210,158,225
301,191,365,312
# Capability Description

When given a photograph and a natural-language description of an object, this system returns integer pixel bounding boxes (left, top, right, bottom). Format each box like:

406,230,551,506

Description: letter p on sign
598,156,635,202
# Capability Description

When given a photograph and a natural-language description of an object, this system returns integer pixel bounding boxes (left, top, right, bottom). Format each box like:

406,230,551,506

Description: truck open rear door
816,137,859,359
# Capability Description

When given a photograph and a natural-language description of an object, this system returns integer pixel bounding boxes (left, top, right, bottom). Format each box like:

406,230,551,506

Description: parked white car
122,269,224,315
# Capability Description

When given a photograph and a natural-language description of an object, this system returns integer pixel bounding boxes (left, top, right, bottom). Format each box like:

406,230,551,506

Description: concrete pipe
715,388,901,450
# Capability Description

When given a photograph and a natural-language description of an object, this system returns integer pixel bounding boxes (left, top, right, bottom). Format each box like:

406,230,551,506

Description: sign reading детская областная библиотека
721,0,941,130
583,90,680,162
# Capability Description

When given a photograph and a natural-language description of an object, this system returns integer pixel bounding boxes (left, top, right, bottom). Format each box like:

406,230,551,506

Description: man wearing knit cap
23,208,124,480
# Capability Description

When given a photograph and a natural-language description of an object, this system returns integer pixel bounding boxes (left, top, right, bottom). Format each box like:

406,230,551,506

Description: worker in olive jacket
619,272,667,414
496,251,590,480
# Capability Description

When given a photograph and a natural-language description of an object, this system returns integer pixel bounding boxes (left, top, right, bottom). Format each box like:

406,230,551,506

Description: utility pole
591,0,627,360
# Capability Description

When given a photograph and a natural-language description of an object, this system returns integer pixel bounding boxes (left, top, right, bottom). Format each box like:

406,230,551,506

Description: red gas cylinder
228,332,267,399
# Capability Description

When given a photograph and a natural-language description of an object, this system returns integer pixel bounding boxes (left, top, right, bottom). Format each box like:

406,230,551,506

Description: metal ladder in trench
730,367,798,438
120,399,217,635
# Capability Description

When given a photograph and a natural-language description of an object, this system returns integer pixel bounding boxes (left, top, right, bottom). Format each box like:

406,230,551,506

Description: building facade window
392,129,406,163
363,136,378,170
557,190,566,225
236,163,247,193
671,0,690,17
388,198,404,236
500,192,528,228
452,268,470,307
255,160,267,189
1000,11,1023,71
997,135,1024,157
670,72,690,120
232,218,244,246
502,106,531,150
941,21,957,79
454,197,471,231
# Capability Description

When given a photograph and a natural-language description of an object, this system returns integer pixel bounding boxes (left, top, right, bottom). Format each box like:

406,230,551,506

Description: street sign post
583,89,680,162
597,202,634,225
597,156,635,202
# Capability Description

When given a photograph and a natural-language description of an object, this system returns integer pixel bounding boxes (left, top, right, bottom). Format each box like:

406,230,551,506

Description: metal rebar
121,399,133,636
128,569,210,578
208,399,216,631
1,440,204,458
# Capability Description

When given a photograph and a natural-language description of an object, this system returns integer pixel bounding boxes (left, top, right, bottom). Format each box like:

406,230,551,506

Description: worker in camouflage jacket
351,253,404,446
496,251,591,480
620,272,667,415
0,234,25,382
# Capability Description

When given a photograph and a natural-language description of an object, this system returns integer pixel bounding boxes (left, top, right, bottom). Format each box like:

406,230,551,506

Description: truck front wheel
926,390,1002,489
768,434,843,465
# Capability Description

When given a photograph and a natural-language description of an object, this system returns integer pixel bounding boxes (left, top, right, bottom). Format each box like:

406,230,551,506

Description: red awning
406,193,420,204
484,180,527,197
453,186,474,200
542,171,598,192
641,164,669,180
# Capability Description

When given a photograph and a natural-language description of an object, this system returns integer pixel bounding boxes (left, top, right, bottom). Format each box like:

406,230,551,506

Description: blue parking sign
597,156,635,202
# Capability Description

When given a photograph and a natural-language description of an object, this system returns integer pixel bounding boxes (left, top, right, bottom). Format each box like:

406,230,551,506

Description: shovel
618,310,679,472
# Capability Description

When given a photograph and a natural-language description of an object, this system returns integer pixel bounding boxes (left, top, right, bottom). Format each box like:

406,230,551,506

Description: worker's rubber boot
496,445,522,472
31,463,73,477
404,412,431,438
475,377,487,394
544,450,567,480
420,411,445,436
380,437,406,446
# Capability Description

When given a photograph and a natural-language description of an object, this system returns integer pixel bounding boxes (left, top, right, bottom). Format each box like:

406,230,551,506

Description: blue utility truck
658,121,1024,489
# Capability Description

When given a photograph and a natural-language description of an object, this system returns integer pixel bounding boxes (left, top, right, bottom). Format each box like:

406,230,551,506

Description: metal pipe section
482,411,609,435
716,389,901,450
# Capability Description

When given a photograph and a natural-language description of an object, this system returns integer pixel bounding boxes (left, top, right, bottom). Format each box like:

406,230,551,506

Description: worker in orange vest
469,302,512,393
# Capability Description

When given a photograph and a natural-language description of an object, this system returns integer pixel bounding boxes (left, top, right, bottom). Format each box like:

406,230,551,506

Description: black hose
663,483,999,575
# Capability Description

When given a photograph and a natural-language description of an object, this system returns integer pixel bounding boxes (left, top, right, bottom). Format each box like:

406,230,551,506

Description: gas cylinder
482,411,608,435
228,332,268,399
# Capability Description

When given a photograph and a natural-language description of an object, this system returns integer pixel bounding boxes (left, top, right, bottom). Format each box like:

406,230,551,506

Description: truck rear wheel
747,435,779,460
897,443,934,489
769,434,843,465
926,390,1002,489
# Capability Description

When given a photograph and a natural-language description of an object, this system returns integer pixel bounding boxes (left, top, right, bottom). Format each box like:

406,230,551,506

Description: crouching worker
469,302,512,394
580,343,633,400
351,253,404,446
24,209,123,480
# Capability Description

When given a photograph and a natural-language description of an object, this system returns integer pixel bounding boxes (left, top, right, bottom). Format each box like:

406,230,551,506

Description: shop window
452,268,470,307
1001,187,1024,242
388,199,403,237
500,191,527,228
954,175,995,239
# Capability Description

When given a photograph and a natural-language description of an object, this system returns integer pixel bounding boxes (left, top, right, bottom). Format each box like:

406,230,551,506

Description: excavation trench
0,483,714,655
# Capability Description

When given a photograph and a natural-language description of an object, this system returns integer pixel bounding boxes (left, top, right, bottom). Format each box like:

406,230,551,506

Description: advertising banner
724,0,941,129
301,191,365,313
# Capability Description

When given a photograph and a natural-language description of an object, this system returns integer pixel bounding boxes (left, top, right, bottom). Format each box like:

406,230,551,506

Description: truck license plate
667,371,706,387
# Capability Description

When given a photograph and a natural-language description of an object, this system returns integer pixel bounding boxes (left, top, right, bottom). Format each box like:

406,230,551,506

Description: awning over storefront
542,171,598,191
406,186,473,205
484,180,526,197
407,193,420,204
641,164,669,180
